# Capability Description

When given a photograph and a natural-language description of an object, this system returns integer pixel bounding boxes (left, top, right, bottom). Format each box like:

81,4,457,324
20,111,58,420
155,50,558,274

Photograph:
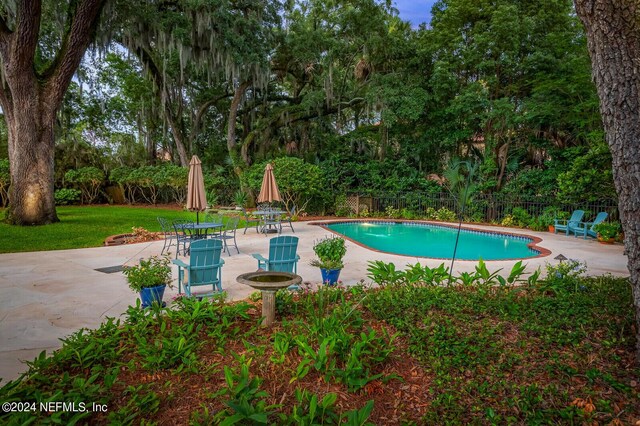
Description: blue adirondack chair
568,212,609,239
172,239,225,297
251,236,300,273
554,210,585,236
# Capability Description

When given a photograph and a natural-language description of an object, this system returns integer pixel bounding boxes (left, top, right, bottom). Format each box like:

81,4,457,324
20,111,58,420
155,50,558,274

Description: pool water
325,221,540,260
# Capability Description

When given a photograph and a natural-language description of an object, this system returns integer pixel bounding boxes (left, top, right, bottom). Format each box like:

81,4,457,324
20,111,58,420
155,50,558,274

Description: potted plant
593,221,621,244
234,190,247,210
538,207,561,232
123,255,173,307
310,236,347,285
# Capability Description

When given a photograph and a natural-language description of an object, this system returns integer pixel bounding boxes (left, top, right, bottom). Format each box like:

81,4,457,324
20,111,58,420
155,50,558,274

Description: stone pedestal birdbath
236,271,302,327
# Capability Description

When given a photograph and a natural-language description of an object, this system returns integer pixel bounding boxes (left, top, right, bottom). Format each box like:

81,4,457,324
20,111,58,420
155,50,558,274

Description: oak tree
574,0,640,362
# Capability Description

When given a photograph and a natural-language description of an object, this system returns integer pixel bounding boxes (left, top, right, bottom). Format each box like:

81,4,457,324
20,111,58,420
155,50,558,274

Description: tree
573,0,640,362
0,0,106,225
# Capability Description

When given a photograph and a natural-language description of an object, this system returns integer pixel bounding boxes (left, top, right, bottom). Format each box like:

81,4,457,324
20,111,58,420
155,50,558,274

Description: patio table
183,221,224,239
253,210,284,234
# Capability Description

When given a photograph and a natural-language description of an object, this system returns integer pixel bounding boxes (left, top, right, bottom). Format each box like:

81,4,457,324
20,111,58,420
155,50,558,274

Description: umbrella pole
197,211,200,224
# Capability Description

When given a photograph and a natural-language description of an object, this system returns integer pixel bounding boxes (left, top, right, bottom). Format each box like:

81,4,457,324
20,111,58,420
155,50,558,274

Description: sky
394,0,437,26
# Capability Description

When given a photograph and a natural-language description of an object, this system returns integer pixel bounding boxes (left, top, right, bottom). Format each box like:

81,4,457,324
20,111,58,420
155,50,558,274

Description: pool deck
0,220,628,382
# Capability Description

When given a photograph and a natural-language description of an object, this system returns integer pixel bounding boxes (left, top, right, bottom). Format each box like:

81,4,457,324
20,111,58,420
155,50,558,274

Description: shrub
243,157,324,214
384,205,401,219
501,215,516,227
54,188,82,205
64,166,104,204
155,164,188,204
557,142,615,203
434,207,457,222
109,166,135,203
424,207,437,220
511,207,532,228
540,260,587,294
128,166,161,204
533,206,560,231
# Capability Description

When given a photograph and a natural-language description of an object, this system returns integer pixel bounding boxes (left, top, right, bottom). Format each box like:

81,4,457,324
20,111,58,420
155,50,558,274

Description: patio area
0,220,628,382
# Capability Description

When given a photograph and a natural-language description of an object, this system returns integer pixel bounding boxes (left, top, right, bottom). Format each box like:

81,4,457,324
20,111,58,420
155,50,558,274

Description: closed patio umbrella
257,163,282,204
187,155,207,223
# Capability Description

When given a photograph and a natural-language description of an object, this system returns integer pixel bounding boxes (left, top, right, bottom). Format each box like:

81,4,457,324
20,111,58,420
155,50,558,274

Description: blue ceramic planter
139,284,166,308
320,268,341,285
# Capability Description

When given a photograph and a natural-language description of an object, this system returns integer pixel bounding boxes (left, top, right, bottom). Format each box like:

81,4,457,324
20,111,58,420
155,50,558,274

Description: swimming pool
322,221,544,260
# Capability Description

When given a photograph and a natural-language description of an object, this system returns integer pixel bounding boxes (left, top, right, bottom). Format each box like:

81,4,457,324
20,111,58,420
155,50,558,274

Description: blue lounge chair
554,210,585,236
251,236,300,273
568,212,609,239
172,239,225,297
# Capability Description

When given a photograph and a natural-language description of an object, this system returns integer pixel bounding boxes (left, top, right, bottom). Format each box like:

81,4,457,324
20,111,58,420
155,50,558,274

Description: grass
0,271,638,425
0,206,207,253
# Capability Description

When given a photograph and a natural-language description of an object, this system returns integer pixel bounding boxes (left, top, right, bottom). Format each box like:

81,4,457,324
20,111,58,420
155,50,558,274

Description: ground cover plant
1,264,638,425
0,206,227,253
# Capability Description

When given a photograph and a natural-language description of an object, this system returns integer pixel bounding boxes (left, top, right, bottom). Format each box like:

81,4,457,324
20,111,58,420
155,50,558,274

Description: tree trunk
3,92,58,225
227,81,251,177
574,0,640,363
0,0,105,225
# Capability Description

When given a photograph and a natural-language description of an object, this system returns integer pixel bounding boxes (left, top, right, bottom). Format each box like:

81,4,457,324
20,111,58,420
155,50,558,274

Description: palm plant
442,158,478,216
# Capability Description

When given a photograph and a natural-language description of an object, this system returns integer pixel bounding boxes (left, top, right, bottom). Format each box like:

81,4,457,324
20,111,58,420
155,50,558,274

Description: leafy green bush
539,260,587,294
434,207,457,222
128,166,161,204
501,214,516,227
109,166,135,203
64,166,104,204
384,205,401,218
320,153,440,196
530,206,560,231
54,188,81,205
511,207,533,228
243,157,324,214
154,164,188,203
203,166,237,206
557,143,616,203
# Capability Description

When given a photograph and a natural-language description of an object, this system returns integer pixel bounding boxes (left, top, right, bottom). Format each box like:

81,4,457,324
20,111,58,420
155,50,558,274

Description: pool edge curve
309,219,552,261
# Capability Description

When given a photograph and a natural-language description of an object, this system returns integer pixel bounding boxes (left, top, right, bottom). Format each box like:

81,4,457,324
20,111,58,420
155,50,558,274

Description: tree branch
227,80,250,151
193,92,231,136
10,0,41,69
240,97,365,154
43,0,106,107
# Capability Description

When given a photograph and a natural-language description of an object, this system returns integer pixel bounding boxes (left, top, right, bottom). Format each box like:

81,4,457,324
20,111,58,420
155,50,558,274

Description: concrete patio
0,220,628,382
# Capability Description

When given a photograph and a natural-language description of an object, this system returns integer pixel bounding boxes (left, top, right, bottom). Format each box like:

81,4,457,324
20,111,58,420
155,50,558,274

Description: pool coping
309,219,552,261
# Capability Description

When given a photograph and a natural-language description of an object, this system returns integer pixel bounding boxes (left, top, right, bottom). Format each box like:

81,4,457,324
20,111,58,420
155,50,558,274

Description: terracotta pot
597,236,615,244
548,225,555,233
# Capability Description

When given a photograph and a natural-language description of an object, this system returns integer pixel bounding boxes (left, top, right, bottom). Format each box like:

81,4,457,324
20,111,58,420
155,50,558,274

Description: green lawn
0,206,202,253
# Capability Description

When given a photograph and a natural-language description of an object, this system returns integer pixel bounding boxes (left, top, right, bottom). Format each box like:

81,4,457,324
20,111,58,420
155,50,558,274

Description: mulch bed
101,304,432,425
